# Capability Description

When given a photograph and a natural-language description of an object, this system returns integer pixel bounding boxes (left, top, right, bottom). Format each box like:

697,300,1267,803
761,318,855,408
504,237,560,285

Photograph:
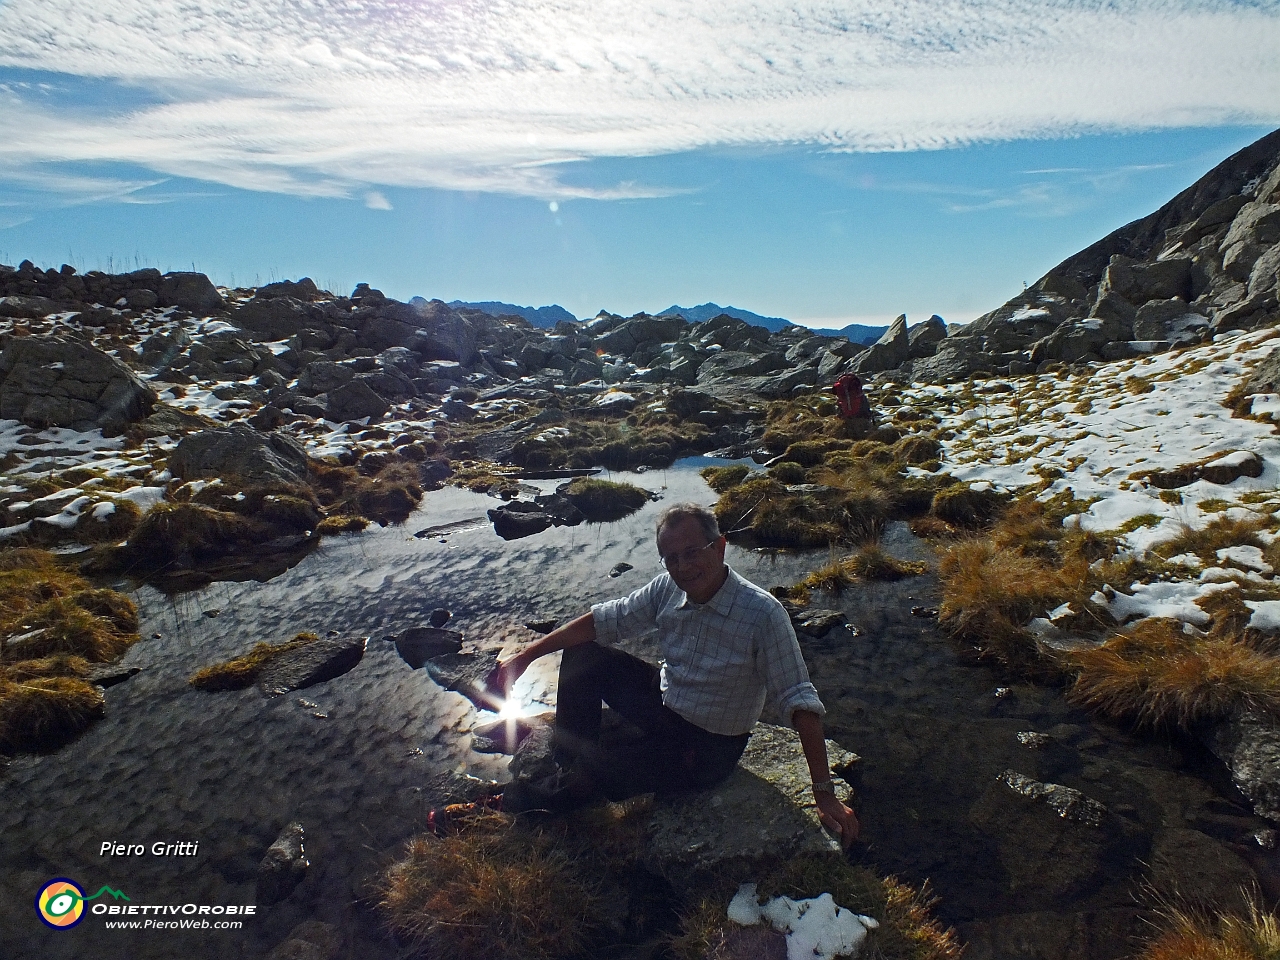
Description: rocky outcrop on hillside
912,128,1280,380
0,335,156,432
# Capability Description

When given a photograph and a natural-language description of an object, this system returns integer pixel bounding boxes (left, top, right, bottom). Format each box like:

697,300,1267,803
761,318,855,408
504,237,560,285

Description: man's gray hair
656,502,721,543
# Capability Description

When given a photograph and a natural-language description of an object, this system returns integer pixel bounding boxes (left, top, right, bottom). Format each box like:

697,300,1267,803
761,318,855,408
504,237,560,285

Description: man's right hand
486,653,528,699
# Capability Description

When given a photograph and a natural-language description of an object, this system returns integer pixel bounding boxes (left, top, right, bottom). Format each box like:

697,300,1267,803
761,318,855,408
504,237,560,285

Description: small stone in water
429,608,451,627
994,687,1011,699
202,609,220,618
910,606,938,618
151,632,162,639
609,562,634,578
1256,829,1277,849
1017,731,1051,749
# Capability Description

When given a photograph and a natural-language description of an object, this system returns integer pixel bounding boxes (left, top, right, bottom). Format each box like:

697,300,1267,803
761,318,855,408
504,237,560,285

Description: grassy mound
0,548,139,753
799,545,929,594
311,458,425,525
189,632,320,692
930,484,1010,528
701,464,752,493
560,478,652,522
0,676,105,753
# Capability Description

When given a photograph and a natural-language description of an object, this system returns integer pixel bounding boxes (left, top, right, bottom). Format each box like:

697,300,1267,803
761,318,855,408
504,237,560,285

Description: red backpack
832,373,867,419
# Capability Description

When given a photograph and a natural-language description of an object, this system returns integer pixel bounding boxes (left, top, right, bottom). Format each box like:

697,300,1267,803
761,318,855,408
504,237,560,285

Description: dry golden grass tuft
1063,620,1280,728
188,632,320,692
378,809,608,960
316,514,370,535
940,541,1076,665
931,484,1010,528
1138,895,1280,960
846,544,929,581
1154,516,1266,563
802,559,856,594
0,676,105,753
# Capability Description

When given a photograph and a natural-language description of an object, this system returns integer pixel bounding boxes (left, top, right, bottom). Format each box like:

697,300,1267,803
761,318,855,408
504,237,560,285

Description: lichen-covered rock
644,723,858,891
0,335,156,432
168,425,309,486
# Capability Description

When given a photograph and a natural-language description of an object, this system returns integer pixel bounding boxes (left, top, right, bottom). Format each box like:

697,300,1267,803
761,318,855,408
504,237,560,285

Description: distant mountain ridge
657,302,886,344
808,322,892,345
656,302,792,332
449,300,577,328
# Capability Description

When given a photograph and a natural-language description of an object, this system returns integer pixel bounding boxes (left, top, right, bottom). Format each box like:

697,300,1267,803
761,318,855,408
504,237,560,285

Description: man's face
657,515,727,601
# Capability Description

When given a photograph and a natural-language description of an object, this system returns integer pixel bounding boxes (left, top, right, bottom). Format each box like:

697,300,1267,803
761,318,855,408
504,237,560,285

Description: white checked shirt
590,566,825,736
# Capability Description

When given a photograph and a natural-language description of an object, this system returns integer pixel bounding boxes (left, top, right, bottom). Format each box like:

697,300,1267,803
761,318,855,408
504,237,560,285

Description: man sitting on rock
489,502,859,849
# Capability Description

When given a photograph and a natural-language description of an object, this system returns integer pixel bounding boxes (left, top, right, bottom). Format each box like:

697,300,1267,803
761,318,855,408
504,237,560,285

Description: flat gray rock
644,723,858,889
257,636,368,696
384,626,463,669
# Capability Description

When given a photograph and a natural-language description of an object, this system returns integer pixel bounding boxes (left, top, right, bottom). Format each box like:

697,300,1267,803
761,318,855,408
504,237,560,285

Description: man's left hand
815,791,859,851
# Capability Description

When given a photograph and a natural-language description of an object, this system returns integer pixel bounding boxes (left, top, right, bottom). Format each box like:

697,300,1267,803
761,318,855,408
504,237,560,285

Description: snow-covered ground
900,325,1280,633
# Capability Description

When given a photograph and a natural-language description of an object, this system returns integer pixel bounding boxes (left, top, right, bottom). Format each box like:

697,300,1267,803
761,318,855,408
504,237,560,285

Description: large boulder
851,314,909,374
256,277,323,301
0,336,156,432
233,297,319,341
157,272,225,313
168,426,309,486
1030,315,1128,365
643,723,858,892
596,314,687,357
910,335,993,382
297,360,355,396
325,379,390,422
907,315,948,359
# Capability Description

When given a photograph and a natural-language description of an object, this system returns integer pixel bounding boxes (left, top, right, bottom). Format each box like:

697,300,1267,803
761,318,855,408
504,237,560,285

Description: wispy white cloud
0,0,1276,201
364,190,391,210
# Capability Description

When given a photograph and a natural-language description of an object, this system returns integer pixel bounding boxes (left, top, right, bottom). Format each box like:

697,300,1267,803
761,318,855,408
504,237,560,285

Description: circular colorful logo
36,878,86,929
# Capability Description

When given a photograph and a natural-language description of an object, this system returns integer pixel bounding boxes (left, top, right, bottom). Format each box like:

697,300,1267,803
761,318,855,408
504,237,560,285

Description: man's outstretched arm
793,709,860,851
490,612,597,694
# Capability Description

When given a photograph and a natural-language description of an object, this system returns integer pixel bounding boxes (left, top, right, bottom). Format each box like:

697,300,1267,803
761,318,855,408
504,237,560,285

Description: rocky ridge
914,128,1280,382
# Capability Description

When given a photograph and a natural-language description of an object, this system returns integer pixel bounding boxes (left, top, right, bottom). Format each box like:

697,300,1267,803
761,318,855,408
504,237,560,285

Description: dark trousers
555,642,750,802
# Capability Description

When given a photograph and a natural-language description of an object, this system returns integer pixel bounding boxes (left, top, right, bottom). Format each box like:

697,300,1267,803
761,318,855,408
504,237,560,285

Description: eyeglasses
660,539,719,570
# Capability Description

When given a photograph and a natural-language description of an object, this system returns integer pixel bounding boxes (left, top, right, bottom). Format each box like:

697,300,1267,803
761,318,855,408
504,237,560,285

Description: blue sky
1,1,1279,328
